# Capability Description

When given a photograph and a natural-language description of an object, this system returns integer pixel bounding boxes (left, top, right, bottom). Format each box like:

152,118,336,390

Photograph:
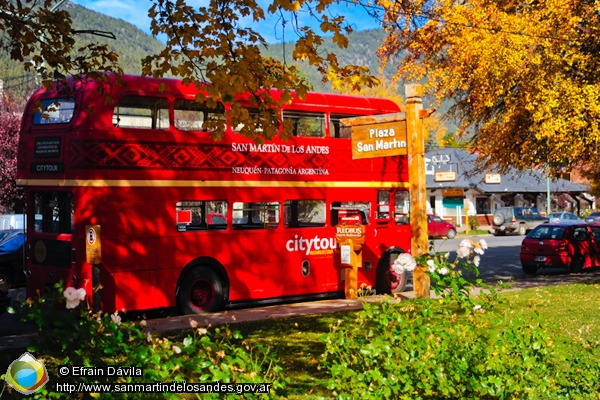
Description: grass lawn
174,281,600,398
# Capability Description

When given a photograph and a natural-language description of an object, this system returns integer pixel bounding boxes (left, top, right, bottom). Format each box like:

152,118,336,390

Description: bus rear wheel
177,267,225,314
376,250,408,294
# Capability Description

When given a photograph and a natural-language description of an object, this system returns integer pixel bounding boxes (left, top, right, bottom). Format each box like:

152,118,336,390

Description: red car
428,214,457,239
396,214,457,239
519,223,600,274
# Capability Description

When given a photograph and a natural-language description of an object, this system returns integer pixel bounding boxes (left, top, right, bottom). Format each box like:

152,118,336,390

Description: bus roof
30,74,401,115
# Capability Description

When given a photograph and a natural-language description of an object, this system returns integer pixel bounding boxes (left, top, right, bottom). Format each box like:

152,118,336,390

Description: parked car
519,223,600,274
544,212,580,224
585,212,600,225
427,214,457,239
0,229,25,287
492,206,546,236
0,275,9,314
396,214,457,239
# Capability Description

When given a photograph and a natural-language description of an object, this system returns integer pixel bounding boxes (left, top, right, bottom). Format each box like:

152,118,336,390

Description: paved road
432,234,600,289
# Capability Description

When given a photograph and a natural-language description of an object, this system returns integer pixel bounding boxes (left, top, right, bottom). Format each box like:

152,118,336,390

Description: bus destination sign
341,113,408,160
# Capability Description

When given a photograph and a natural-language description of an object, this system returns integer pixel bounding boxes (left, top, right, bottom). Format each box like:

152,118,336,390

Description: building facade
425,148,592,226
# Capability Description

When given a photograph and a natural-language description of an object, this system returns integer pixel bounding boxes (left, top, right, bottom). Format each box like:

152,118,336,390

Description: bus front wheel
376,250,408,295
177,267,225,314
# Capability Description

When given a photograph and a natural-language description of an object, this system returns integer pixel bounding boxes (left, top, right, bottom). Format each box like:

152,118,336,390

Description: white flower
146,332,153,342
172,345,182,354
392,253,417,274
139,320,147,327
65,299,80,309
473,304,482,311
189,319,199,329
63,287,79,301
473,255,481,267
426,259,436,273
197,328,208,335
111,313,122,325
474,246,485,255
479,239,488,250
183,336,193,347
459,239,473,249
438,267,449,275
76,288,86,301
457,246,471,258
64,287,86,309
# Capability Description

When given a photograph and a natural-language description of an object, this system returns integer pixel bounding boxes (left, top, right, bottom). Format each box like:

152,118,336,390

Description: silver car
545,212,580,224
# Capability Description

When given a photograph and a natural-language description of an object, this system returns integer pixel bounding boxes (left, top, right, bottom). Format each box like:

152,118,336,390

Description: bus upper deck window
231,108,260,133
283,111,326,138
113,96,169,129
174,99,224,131
330,114,361,138
33,99,75,125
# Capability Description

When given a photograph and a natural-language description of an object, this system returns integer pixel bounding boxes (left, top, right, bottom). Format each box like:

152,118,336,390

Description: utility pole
406,84,435,298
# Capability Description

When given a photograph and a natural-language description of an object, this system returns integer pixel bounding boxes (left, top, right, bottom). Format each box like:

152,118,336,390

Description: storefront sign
435,171,457,182
485,173,502,184
442,188,464,197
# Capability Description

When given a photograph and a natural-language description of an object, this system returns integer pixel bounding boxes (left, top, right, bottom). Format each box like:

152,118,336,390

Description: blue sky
69,0,382,44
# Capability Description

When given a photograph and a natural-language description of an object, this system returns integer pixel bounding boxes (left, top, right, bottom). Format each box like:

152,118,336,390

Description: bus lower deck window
32,191,74,233
233,202,280,230
176,201,228,231
284,200,326,228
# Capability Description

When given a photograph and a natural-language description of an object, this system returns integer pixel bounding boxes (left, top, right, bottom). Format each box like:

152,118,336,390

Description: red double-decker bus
17,74,412,314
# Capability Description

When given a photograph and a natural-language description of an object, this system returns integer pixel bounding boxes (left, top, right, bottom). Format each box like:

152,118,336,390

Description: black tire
376,250,408,295
0,266,14,287
177,266,226,314
446,229,456,239
570,255,584,273
518,224,527,236
522,263,537,275
493,213,505,226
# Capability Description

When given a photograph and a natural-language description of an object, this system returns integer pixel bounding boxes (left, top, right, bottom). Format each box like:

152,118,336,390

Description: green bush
468,215,480,231
323,242,600,399
2,284,287,399
321,298,600,399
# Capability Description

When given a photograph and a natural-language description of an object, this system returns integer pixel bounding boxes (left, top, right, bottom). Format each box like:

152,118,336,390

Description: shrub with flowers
9,283,287,399
393,238,501,310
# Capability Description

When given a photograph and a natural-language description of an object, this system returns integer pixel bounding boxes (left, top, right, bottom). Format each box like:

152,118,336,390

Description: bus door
282,199,335,296
229,201,285,298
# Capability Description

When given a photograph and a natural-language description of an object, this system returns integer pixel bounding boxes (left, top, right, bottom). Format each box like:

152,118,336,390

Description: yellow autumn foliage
377,0,600,175
332,71,448,148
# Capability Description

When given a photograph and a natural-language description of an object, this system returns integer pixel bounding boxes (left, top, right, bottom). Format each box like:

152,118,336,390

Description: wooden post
406,84,430,298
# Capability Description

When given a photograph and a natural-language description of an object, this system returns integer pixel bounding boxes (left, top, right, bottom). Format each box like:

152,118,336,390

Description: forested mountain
0,1,165,101
261,29,403,92
0,2,398,99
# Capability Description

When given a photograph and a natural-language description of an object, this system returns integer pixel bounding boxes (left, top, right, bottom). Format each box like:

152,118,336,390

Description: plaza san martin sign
341,113,408,160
